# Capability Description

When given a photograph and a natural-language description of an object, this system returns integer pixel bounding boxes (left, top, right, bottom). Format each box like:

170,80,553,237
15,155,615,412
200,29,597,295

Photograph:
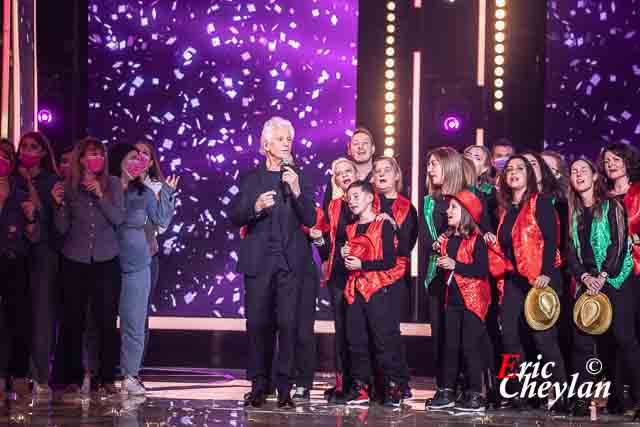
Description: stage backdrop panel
88,0,358,318
544,0,640,159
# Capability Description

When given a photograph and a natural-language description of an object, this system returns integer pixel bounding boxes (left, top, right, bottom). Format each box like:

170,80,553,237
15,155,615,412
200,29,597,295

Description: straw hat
524,287,561,331
573,292,613,335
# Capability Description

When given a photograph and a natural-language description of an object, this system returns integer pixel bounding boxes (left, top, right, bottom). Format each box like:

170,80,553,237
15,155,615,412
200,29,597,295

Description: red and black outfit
496,193,568,391
344,219,404,389
439,233,491,393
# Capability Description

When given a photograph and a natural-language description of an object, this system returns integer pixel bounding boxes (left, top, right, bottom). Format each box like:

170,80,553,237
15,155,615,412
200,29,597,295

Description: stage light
496,0,506,6
495,67,504,76
387,13,396,22
384,148,395,157
385,103,395,113
385,137,395,146
495,9,506,19
387,24,395,33
493,0,507,111
495,21,505,31
385,70,395,79
494,89,504,99
495,78,504,88
442,115,462,133
495,32,505,42
495,55,504,65
385,58,395,68
37,109,53,125
385,47,395,56
384,125,395,135
495,43,505,54
386,36,395,45
385,115,395,125
494,101,504,110
385,92,395,102
387,1,396,11
385,81,395,90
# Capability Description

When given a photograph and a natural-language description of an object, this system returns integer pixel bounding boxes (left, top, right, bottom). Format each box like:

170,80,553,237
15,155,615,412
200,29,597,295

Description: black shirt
378,195,418,257
498,195,558,278
0,185,30,257
443,235,489,306
567,201,628,280
354,220,396,272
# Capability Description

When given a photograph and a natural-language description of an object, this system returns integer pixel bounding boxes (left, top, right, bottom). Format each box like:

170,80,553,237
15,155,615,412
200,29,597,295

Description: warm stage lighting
387,24,395,33
495,78,504,88
385,114,395,124
495,43,505,54
495,32,505,42
385,70,395,79
385,137,395,146
387,1,396,11
387,13,396,22
384,125,395,135
386,36,395,45
385,81,395,90
385,92,395,102
495,55,504,65
386,58,395,68
384,148,395,157
385,103,395,113
494,90,504,99
494,101,504,110
495,21,505,31
495,67,504,76
495,9,506,19
386,47,395,56
496,0,506,6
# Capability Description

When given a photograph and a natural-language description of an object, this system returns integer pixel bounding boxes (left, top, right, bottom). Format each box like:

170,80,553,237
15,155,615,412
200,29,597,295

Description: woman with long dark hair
109,143,178,395
495,156,568,411
0,143,39,398
52,137,124,394
16,131,60,396
566,158,640,417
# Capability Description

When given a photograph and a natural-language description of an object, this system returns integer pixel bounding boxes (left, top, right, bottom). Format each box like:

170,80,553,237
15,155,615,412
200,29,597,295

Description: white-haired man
230,117,317,408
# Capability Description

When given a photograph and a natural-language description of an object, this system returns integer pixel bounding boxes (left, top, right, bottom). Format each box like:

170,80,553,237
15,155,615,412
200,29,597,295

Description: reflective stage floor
0,368,636,426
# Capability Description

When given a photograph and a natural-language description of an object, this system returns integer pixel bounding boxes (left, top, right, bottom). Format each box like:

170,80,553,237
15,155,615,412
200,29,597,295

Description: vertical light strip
383,1,397,157
1,0,11,139
475,128,485,146
477,0,486,87
410,51,421,278
414,0,423,8
11,0,21,143
493,0,506,111
33,0,38,131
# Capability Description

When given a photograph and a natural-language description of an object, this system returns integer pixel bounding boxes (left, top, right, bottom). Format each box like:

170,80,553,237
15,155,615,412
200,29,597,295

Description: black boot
277,387,295,409
244,383,267,408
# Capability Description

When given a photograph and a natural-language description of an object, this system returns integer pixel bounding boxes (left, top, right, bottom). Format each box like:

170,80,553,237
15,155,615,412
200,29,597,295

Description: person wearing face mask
15,131,59,396
0,143,40,399
133,142,170,364
493,156,568,412
491,138,515,173
309,157,357,403
322,128,376,212
52,138,124,395
566,158,640,417
423,147,465,407
229,117,316,409
371,156,417,399
108,143,178,396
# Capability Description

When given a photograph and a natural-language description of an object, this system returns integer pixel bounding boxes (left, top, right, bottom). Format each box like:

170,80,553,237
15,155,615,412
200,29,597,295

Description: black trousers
501,273,567,389
29,242,58,384
346,283,404,384
53,256,121,386
293,262,318,388
442,305,486,392
327,273,350,385
573,281,640,403
428,277,446,387
244,259,298,393
0,256,31,378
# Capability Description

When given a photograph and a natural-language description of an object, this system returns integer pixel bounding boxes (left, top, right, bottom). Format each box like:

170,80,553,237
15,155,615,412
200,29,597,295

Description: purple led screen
544,0,640,159
88,0,358,317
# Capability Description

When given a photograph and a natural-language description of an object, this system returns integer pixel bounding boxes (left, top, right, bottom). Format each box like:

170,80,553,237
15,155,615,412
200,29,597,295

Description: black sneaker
277,389,295,409
382,381,402,408
426,388,456,410
570,398,590,417
292,386,310,401
337,380,370,405
455,391,486,412
243,384,266,408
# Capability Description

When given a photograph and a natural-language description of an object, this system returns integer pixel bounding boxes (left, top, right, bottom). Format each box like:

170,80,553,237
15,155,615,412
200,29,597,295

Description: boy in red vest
338,180,404,407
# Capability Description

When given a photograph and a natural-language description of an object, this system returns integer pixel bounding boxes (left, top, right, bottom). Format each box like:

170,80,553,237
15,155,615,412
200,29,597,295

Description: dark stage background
544,0,640,158
87,0,358,318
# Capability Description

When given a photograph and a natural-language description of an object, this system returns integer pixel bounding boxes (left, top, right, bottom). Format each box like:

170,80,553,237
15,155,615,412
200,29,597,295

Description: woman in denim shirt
52,137,124,394
0,144,39,399
108,143,178,395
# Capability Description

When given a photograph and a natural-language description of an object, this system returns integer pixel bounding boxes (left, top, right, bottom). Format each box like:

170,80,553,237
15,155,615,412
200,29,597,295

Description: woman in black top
496,156,568,411
567,159,640,417
0,143,39,398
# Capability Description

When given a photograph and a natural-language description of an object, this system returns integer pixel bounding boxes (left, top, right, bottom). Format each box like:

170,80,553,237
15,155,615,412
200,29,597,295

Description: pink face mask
19,152,41,169
0,157,11,177
86,156,105,174
125,158,145,178
59,164,71,178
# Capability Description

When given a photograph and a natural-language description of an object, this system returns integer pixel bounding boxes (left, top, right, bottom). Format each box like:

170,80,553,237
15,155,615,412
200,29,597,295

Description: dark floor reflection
0,370,633,426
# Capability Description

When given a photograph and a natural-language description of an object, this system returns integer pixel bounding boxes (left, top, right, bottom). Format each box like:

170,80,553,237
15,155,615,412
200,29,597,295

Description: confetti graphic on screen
544,0,640,159
88,0,358,317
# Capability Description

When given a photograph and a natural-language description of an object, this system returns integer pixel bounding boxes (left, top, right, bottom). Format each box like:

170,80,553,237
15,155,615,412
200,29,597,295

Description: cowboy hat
524,286,561,331
573,292,612,335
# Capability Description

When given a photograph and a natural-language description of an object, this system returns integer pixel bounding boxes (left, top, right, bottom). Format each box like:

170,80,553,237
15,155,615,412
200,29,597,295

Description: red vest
324,198,346,281
377,194,412,283
623,183,640,274
441,234,491,321
344,220,396,304
497,193,562,285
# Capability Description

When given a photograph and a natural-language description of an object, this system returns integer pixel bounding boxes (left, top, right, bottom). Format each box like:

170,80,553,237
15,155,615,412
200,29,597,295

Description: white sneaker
120,376,146,396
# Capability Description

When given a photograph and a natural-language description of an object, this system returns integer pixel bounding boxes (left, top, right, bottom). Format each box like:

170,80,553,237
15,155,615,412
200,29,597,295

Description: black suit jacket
229,164,317,276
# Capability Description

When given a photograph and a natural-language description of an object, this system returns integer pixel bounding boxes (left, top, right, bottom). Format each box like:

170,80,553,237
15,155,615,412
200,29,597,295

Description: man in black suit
230,116,317,408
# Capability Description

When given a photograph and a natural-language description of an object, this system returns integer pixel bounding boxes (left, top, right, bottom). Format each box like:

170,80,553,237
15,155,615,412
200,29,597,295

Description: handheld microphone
280,158,293,198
